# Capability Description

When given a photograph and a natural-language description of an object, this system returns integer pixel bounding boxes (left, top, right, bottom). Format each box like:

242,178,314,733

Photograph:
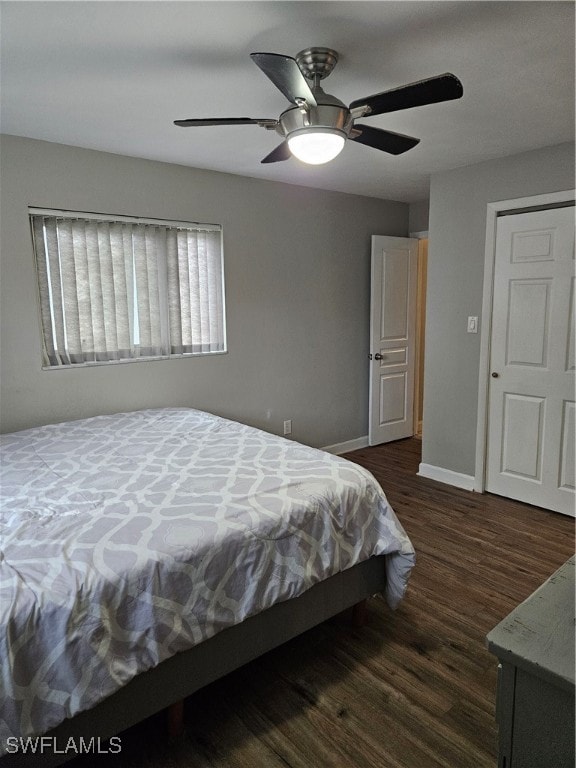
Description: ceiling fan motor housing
277,92,353,140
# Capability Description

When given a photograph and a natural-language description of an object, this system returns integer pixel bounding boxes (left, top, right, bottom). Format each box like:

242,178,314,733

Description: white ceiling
1,1,573,202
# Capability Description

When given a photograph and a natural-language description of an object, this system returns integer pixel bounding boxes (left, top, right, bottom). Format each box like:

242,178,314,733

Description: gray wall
422,142,574,476
0,135,407,445
409,199,429,233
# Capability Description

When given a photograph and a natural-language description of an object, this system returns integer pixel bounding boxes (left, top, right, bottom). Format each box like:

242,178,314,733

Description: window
29,209,226,367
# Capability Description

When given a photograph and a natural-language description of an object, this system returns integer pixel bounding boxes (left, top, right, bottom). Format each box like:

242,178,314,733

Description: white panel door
486,206,575,516
369,235,418,445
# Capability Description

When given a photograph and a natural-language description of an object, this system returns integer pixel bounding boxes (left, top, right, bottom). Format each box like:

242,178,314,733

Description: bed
0,407,415,766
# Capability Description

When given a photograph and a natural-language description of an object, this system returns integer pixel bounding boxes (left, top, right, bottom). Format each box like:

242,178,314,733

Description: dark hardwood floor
71,438,574,768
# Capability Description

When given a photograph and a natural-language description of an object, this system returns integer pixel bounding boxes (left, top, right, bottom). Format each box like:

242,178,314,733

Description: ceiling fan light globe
287,129,346,165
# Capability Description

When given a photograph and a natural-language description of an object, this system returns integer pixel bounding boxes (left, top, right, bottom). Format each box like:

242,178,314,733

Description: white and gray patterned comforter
0,408,415,747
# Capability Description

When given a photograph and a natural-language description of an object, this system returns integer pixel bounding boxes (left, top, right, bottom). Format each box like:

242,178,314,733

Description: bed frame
2,556,387,768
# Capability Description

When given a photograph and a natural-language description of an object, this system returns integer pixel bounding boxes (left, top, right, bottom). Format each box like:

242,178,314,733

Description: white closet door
486,206,575,516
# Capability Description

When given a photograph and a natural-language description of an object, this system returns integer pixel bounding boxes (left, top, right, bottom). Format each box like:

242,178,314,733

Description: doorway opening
368,233,428,446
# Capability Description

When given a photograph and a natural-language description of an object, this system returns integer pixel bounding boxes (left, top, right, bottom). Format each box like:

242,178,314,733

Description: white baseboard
322,436,369,455
418,462,476,492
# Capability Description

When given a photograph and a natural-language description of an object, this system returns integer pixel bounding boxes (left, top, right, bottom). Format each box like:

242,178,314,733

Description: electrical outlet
467,316,478,333
283,420,292,436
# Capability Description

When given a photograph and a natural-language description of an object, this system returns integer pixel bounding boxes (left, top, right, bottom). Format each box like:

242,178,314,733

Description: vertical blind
30,211,225,367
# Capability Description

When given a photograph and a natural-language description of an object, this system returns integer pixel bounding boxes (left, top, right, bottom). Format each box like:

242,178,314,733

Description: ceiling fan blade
350,73,463,117
261,141,292,164
174,118,276,127
250,52,317,107
351,124,420,155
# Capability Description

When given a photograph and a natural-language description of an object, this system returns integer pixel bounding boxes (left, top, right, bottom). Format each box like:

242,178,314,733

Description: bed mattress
0,408,414,749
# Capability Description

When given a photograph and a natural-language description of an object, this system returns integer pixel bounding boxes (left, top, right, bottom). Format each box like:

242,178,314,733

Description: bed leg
351,599,368,627
167,699,184,739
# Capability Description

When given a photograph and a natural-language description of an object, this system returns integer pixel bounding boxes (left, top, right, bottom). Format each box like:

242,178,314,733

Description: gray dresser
487,556,575,768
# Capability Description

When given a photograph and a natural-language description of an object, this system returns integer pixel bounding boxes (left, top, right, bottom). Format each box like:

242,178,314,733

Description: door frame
410,230,428,436
474,188,575,493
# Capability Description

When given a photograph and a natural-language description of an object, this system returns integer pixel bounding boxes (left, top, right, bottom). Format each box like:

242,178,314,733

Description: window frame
29,207,227,370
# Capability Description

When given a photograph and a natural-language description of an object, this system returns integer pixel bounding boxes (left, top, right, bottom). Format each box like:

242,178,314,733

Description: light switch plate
467,316,478,333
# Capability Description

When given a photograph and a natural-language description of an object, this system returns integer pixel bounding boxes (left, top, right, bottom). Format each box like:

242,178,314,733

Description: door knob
374,353,384,360
491,372,499,378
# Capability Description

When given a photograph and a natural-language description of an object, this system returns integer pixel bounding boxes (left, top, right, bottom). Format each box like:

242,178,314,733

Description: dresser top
487,556,575,691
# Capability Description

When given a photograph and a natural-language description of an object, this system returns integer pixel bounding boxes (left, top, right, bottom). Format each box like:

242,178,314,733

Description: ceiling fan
174,47,463,165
